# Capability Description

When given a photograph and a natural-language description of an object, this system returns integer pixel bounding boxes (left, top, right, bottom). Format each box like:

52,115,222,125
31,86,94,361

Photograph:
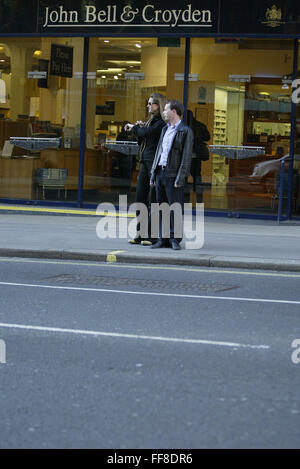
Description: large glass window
0,34,295,215
187,38,294,215
83,37,185,205
292,42,300,218
0,37,83,202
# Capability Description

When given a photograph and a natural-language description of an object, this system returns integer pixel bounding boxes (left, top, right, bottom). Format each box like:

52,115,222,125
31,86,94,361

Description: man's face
163,103,173,122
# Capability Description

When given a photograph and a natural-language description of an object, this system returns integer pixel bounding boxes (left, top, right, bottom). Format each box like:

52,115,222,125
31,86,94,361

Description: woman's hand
124,123,134,131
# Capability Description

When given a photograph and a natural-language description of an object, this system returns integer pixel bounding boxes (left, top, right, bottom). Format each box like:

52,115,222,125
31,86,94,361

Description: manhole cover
44,274,239,293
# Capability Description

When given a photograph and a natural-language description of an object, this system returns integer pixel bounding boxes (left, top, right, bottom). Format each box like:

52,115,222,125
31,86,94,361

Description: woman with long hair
125,93,166,245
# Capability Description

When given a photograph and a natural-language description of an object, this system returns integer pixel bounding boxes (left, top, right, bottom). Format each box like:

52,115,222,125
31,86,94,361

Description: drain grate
43,274,239,293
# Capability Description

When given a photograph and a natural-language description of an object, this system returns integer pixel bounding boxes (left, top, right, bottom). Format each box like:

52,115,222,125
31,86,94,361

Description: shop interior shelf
209,145,265,159
103,140,139,156
10,137,62,151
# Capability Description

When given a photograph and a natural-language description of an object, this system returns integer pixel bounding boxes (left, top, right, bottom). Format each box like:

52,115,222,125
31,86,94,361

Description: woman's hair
150,93,166,117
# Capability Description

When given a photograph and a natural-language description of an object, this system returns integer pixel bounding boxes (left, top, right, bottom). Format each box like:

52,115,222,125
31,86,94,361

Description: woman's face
147,97,159,115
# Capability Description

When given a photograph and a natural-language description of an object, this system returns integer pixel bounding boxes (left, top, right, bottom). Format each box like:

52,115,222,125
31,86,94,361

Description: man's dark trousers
155,167,184,243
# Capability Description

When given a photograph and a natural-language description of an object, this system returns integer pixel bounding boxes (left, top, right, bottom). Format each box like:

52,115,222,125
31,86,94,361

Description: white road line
0,280,299,305
0,322,270,350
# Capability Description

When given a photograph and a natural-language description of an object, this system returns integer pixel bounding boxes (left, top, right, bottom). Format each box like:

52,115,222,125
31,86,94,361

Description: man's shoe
141,240,152,246
128,236,141,245
170,239,181,250
151,240,167,249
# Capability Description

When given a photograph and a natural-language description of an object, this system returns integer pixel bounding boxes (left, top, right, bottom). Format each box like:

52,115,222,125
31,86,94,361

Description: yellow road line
103,262,300,278
0,205,135,217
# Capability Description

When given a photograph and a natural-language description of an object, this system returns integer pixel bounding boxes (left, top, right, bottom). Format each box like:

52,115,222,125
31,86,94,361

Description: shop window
0,37,83,202
187,38,293,215
83,37,185,205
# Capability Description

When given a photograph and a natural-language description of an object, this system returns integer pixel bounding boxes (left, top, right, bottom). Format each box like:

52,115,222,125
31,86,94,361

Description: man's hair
167,99,184,117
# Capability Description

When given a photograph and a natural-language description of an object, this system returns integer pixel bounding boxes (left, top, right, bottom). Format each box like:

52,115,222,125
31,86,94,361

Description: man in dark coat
150,100,193,250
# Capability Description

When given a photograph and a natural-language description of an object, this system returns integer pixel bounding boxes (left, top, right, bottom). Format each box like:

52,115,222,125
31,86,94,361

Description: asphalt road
0,257,300,449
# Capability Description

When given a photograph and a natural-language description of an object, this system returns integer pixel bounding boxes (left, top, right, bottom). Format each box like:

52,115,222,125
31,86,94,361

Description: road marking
0,205,135,217
1,256,300,279
106,251,125,263
0,322,270,349
0,280,299,305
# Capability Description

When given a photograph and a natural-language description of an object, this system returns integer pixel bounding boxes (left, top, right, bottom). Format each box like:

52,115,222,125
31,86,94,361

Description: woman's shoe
128,237,141,245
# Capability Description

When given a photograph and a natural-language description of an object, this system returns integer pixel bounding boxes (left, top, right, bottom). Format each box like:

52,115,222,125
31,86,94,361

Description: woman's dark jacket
132,113,165,162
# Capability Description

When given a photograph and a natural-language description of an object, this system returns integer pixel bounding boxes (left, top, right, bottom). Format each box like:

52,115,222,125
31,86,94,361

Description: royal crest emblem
263,5,285,27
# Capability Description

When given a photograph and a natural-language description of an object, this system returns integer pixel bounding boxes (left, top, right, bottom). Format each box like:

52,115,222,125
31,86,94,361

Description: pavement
0,203,300,271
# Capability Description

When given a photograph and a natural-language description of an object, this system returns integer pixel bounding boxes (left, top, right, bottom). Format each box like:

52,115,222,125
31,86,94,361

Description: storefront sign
219,0,296,35
50,44,73,78
42,4,213,28
38,0,217,33
157,38,181,47
0,0,300,36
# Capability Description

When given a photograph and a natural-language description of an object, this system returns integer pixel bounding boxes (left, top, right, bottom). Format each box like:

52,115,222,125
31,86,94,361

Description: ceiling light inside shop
97,68,125,74
114,75,118,80
107,60,141,66
135,43,141,48
33,50,42,57
104,40,110,43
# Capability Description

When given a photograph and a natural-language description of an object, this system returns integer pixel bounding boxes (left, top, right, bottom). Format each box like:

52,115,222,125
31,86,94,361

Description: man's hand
174,183,182,188
150,180,155,186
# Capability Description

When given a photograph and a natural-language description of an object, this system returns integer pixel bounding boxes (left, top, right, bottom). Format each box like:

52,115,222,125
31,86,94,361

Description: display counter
0,146,136,200
39,148,109,190
0,156,39,199
0,147,116,201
